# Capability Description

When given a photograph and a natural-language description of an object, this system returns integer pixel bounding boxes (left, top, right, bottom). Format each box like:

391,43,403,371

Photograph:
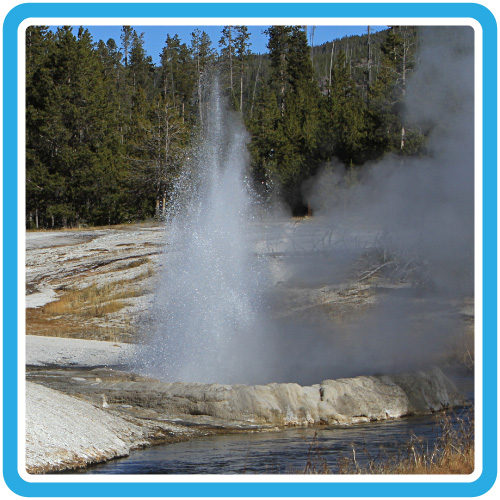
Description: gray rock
89,367,463,426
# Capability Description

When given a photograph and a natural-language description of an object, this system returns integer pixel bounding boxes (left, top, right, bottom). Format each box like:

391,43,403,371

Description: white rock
25,382,148,474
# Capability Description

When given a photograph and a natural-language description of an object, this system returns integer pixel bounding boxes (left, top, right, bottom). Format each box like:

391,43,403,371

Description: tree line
26,25,424,228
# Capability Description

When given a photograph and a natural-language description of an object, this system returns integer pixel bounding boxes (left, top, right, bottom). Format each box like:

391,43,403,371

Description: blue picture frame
2,2,497,497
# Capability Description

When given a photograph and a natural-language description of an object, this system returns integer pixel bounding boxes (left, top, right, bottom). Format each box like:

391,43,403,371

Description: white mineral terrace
25,334,464,474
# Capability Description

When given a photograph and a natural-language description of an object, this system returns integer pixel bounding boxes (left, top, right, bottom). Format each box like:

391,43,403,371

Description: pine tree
190,29,216,125
247,84,280,189
323,50,367,166
148,94,189,216
234,26,251,113
125,89,189,217
66,27,126,225
120,26,134,68
368,26,420,156
38,26,81,227
128,29,155,95
96,38,122,79
26,26,56,228
249,26,321,213
25,24,432,227
26,26,128,227
265,26,294,116
219,26,236,103
219,25,251,112
160,34,196,122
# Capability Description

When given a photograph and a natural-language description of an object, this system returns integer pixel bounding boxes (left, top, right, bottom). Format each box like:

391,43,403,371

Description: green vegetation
26,25,424,227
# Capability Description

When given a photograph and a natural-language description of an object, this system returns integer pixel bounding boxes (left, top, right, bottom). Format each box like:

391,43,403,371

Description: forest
26,25,424,228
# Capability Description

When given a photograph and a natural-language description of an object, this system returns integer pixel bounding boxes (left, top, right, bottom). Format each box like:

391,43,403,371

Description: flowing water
67,405,472,475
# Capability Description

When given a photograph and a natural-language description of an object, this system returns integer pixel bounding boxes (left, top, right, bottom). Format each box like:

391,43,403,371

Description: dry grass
42,282,136,318
117,257,151,270
445,321,475,372
300,411,474,475
25,272,153,342
25,307,131,342
301,432,332,474
43,268,154,315
26,251,156,343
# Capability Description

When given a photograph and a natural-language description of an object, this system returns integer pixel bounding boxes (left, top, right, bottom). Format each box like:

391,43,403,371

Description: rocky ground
24,220,474,474
25,222,162,342
25,220,387,343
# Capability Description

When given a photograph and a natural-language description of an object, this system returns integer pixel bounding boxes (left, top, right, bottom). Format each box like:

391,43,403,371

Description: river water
69,404,472,475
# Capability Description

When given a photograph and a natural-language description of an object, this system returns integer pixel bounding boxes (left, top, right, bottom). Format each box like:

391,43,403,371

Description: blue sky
61,25,387,63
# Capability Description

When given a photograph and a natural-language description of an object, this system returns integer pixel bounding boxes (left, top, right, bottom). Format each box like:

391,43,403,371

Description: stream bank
26,335,465,474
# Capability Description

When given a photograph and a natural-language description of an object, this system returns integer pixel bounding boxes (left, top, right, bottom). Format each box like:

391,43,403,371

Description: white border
18,16,483,485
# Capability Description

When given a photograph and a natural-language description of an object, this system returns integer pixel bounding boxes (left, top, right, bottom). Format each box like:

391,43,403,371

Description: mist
137,27,474,386
282,26,475,381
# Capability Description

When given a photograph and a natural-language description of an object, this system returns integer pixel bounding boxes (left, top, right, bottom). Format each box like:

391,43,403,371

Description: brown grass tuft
299,411,474,475
25,307,131,342
25,275,151,342
42,283,130,317
337,412,474,475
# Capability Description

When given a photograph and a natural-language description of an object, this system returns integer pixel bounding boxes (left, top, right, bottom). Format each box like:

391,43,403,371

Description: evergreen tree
125,89,189,217
26,26,55,228
26,26,127,227
323,51,367,166
190,29,216,125
38,25,82,227
148,94,190,215
219,26,252,112
160,34,195,122
65,27,125,225
219,26,236,102
368,26,420,156
25,24,431,227
249,26,321,213
124,86,155,217
247,84,280,189
96,38,122,79
234,26,252,113
116,26,138,145
265,26,294,116
120,25,134,68
128,29,155,95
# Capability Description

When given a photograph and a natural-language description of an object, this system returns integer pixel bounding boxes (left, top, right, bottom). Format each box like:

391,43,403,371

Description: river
67,404,472,475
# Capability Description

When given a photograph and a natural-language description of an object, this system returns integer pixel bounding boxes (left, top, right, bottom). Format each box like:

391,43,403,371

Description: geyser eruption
138,27,474,387
137,81,270,384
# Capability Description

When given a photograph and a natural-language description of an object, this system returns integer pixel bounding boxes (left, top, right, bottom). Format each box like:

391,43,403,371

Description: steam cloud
138,27,474,386
284,26,475,381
